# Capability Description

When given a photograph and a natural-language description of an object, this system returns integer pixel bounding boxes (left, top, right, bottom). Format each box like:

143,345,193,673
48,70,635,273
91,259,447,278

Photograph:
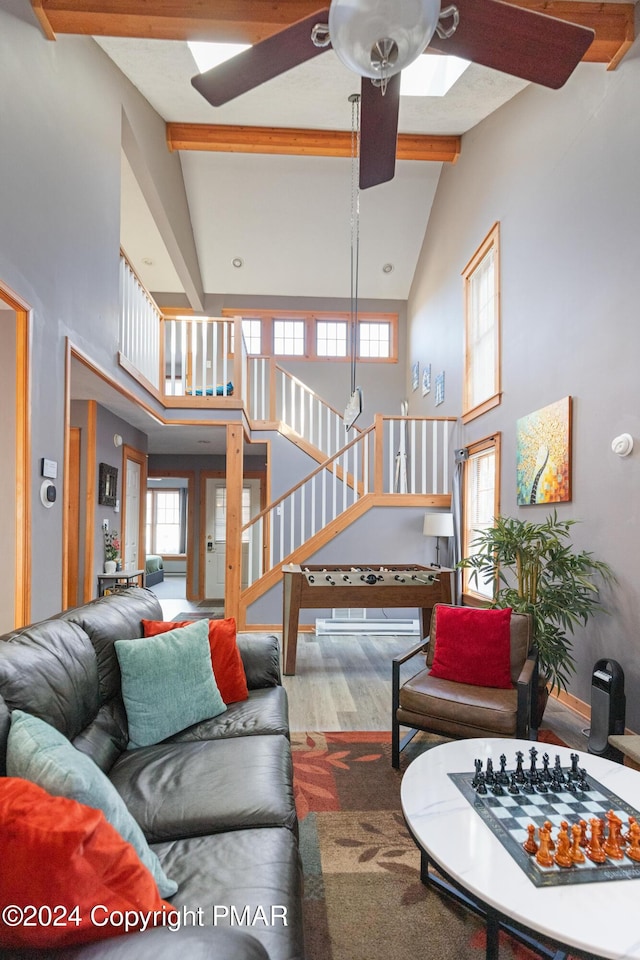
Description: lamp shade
423,512,454,538
328,0,441,80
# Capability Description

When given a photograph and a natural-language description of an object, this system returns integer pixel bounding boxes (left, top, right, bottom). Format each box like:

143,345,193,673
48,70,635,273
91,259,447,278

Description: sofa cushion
115,620,226,749
142,617,249,704
6,710,177,898
428,605,513,689
57,927,271,960
152,827,304,960
399,669,518,737
236,634,282,689
109,735,297,842
0,618,99,743
0,777,172,950
167,687,290,742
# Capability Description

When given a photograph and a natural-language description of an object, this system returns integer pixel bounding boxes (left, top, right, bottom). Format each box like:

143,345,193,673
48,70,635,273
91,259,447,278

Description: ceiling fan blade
192,8,331,106
359,73,401,190
430,0,594,90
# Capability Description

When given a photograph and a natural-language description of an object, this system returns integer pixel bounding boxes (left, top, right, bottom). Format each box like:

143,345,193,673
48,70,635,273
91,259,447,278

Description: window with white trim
462,435,500,600
462,223,501,422
146,488,187,555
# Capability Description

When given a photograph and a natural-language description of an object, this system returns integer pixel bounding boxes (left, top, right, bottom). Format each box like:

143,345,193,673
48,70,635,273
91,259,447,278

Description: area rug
291,730,568,960
172,610,224,621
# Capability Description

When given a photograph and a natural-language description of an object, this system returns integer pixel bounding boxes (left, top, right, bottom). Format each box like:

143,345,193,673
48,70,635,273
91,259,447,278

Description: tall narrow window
462,435,500,601
146,488,186,554
462,223,501,422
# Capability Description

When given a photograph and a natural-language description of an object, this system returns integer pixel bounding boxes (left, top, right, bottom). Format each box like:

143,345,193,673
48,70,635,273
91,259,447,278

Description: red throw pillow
141,617,249,703
0,778,173,949
428,606,513,688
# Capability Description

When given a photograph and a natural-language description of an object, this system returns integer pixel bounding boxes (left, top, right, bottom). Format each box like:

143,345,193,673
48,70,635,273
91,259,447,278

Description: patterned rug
291,730,568,960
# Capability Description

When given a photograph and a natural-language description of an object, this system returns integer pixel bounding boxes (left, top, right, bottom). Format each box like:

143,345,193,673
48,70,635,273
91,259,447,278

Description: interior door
204,478,260,600
124,458,141,572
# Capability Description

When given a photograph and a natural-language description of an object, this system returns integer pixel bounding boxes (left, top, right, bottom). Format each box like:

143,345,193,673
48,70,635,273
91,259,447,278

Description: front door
204,478,260,600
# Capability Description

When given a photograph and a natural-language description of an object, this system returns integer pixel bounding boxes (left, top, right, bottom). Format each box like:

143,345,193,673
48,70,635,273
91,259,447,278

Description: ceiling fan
191,0,594,190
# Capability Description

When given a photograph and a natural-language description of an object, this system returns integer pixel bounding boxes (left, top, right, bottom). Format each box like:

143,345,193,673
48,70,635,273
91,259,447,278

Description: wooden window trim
461,432,501,604
462,222,501,419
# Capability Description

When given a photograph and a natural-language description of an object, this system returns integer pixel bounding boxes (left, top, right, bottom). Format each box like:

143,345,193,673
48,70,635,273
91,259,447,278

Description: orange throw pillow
141,617,249,703
0,778,173,949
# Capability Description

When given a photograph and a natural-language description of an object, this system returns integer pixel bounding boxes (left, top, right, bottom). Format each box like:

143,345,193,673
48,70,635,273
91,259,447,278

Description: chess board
449,755,640,888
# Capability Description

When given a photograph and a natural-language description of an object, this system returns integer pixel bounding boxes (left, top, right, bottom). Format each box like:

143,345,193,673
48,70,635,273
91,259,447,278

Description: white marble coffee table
401,737,640,960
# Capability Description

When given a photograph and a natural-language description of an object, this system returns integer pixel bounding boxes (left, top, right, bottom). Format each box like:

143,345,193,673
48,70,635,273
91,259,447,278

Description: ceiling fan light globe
328,0,441,79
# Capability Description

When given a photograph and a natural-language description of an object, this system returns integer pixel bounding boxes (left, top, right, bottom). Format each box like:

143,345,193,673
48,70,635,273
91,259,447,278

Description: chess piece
508,773,520,795
491,782,505,797
543,820,556,850
586,818,607,863
536,777,549,794
485,758,496,784
603,810,624,860
554,822,572,868
579,819,588,847
570,823,586,864
523,824,538,855
476,772,488,795
471,759,483,788
623,815,637,846
522,775,534,795
536,826,554,867
498,753,509,785
626,821,640,862
569,752,580,779
541,752,551,782
529,747,539,782
515,751,525,783
554,754,566,783
578,768,590,792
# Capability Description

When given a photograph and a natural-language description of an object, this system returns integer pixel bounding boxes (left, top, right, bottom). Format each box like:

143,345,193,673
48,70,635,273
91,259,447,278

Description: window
215,486,252,543
146,488,187,554
462,223,501,423
316,320,347,357
273,319,305,356
359,320,391,358
242,318,262,355
225,309,398,362
462,434,500,601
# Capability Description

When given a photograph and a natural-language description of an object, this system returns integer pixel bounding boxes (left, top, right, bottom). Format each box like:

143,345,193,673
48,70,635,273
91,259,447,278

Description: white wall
407,37,640,728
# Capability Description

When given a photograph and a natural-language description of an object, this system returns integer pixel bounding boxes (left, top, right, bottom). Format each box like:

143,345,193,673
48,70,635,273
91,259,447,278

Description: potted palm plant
458,512,614,720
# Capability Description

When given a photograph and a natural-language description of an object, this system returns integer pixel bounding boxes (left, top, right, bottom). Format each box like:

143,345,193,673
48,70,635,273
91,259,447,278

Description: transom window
224,309,397,362
462,223,501,423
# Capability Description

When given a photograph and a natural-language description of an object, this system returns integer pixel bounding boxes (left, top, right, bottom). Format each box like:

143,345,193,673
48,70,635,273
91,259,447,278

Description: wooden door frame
147,469,196,600
65,427,81,609
0,280,31,627
121,444,147,576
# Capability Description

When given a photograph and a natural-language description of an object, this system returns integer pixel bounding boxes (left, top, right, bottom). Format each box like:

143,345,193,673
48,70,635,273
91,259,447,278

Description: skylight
400,54,470,97
188,41,250,74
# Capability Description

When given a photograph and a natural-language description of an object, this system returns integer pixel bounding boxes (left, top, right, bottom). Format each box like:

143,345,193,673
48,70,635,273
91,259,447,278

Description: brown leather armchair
392,604,537,768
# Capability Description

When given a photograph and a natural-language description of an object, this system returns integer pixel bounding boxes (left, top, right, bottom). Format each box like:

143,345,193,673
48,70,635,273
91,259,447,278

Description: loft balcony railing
242,415,456,589
119,251,161,390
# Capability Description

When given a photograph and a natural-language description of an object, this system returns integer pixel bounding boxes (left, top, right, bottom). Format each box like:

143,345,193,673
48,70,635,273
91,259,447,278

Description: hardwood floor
280,629,589,749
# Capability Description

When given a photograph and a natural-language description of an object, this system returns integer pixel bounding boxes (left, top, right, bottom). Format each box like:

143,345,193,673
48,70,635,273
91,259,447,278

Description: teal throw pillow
6,710,178,899
115,618,226,749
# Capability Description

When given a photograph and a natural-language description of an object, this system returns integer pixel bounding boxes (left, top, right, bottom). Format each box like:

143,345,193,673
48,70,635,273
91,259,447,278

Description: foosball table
281,562,452,675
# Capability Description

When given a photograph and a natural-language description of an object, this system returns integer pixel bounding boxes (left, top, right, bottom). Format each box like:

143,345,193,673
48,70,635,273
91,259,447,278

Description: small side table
97,569,146,597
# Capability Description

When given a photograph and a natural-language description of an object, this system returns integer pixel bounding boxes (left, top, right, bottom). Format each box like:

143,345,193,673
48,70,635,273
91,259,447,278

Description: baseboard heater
315,618,419,636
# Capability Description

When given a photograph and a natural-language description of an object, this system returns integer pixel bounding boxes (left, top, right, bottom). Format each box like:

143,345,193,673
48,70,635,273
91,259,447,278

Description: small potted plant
458,511,615,721
104,530,121,574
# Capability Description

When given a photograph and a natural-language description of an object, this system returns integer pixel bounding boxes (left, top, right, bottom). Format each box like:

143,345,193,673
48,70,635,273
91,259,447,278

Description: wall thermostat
41,458,58,479
40,480,57,508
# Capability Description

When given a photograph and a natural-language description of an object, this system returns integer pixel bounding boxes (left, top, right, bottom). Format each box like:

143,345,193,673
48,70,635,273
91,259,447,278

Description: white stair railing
164,317,235,397
118,252,161,389
382,416,452,495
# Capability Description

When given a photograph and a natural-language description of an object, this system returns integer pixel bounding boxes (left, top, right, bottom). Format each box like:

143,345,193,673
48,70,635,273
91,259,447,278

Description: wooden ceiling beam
166,123,461,163
32,1,634,68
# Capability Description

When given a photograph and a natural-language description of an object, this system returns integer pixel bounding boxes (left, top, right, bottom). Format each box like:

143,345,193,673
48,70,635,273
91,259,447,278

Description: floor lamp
423,512,454,568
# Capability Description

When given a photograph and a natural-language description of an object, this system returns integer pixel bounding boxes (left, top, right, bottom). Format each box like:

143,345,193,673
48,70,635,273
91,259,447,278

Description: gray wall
407,40,640,727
